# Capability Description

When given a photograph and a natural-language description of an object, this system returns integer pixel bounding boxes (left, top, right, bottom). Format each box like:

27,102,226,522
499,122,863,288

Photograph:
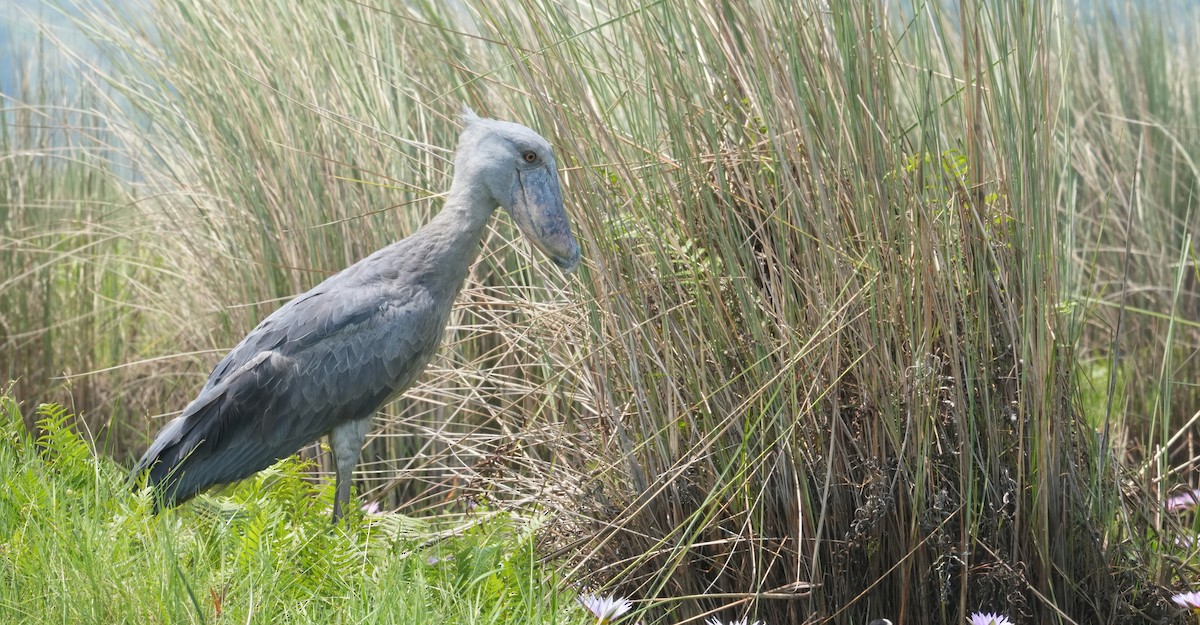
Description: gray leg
329,417,372,522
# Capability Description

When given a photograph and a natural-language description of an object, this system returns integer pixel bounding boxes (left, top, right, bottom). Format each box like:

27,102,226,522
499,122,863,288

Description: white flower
967,612,1013,625
577,594,634,624
1174,591,1200,610
705,618,765,625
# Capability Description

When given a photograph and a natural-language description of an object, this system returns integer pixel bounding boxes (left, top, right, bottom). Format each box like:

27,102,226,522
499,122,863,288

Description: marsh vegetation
3,1,1200,623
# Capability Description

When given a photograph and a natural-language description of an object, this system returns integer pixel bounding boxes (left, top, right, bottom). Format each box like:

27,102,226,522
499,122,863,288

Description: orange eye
522,151,537,163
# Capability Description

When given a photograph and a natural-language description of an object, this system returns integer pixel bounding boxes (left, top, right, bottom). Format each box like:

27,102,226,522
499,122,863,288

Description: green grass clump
0,390,584,625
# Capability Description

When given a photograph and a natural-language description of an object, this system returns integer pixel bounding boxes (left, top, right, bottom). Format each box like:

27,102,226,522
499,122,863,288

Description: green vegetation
0,391,583,624
4,0,1200,623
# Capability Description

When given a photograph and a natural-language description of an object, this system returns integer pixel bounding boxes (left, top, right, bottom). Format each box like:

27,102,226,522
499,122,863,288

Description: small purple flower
1167,489,1200,512
968,612,1013,625
1174,591,1200,610
577,594,633,624
361,501,381,515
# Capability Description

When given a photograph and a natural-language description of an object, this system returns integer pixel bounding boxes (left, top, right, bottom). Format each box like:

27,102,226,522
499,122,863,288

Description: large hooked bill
506,164,582,273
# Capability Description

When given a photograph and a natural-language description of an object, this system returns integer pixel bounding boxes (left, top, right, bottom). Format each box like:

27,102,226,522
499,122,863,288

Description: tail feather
131,387,228,509
131,388,290,510
130,414,197,509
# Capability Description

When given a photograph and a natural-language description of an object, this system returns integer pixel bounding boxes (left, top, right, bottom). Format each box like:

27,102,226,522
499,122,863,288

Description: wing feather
134,276,448,507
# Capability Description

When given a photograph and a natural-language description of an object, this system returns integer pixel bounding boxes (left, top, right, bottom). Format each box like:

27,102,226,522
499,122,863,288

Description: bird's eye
522,150,538,163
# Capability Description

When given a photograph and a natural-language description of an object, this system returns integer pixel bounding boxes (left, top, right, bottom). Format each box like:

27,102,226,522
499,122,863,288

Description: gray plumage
133,109,581,521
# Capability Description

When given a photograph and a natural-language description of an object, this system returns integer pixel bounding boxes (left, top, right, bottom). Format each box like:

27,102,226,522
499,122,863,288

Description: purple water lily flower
1166,489,1200,512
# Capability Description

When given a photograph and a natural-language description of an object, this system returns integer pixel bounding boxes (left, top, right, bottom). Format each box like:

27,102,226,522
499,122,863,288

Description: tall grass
1064,0,1200,607
0,31,139,431
3,0,1200,623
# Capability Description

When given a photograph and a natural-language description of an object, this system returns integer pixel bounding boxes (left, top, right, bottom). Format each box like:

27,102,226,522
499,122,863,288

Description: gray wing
134,279,446,505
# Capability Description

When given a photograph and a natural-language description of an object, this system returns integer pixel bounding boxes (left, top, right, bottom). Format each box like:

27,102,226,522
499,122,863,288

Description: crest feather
460,105,481,126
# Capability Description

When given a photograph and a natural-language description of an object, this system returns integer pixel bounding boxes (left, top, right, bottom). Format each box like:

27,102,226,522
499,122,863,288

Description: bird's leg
329,417,372,523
